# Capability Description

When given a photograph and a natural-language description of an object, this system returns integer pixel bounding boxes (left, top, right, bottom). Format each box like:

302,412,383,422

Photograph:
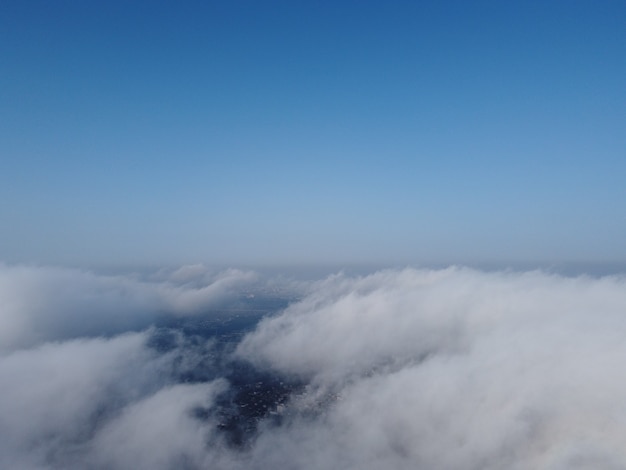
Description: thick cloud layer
238,268,626,469
0,263,256,352
2,265,626,469
0,332,227,470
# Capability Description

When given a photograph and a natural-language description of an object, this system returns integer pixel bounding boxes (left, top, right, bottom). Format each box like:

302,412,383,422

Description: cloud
90,381,228,470
0,333,161,469
0,330,229,470
237,267,626,469
2,265,626,469
0,263,256,352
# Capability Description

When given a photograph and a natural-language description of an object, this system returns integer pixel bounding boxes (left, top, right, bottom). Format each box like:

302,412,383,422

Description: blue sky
1,0,624,268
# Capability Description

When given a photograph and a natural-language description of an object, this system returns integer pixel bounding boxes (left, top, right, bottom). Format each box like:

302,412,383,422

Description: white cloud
237,268,626,469
0,333,162,468
0,263,256,352
0,330,229,470
91,381,227,470
2,265,626,469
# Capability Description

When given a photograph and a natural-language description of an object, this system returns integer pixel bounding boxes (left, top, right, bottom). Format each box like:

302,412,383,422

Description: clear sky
1,0,624,268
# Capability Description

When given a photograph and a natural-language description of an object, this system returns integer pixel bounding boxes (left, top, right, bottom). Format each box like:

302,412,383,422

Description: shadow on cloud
1,264,626,469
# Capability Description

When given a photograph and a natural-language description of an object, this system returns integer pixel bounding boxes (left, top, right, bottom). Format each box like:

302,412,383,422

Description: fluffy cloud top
2,265,626,469
0,263,256,352
237,268,626,469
